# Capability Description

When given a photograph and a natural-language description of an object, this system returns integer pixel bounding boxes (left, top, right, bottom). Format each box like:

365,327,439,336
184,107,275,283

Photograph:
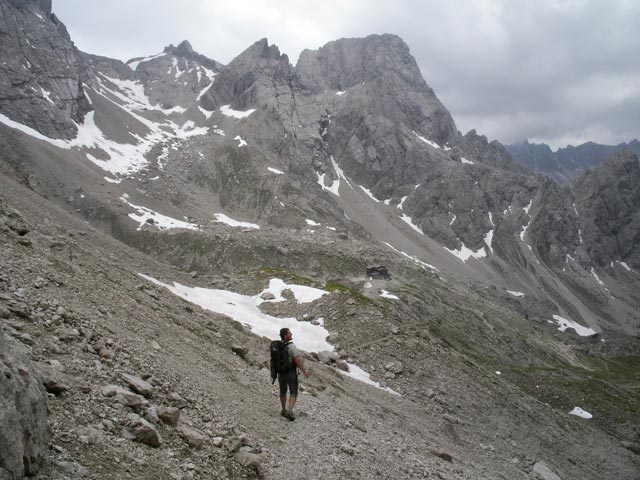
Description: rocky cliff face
572,149,640,269
522,149,640,273
201,38,293,112
0,0,90,139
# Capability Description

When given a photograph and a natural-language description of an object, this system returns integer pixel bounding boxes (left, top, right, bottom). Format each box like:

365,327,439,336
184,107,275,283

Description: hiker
272,327,310,421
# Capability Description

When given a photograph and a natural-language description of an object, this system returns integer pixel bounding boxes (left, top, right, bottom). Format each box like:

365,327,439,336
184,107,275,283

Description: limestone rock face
461,130,528,174
0,332,50,478
0,0,90,139
129,40,221,112
297,34,459,185
572,149,640,269
528,149,640,271
201,38,293,112
529,179,581,268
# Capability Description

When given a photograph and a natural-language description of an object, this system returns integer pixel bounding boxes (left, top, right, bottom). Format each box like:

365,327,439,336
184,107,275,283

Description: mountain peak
296,33,421,93
234,38,285,63
175,40,194,56
164,40,194,58
161,40,221,70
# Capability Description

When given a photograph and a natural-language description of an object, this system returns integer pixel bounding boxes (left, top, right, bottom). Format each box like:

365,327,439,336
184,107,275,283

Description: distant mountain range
506,139,640,183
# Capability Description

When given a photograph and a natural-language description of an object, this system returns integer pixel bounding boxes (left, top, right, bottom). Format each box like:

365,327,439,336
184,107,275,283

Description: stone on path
102,385,148,409
176,425,208,448
157,406,181,426
121,373,154,397
126,414,161,448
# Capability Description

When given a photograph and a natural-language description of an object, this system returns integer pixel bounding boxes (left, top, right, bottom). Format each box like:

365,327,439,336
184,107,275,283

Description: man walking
275,327,309,421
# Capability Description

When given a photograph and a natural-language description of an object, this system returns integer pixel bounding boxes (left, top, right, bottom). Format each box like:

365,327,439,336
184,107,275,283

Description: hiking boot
280,408,287,417
283,409,295,421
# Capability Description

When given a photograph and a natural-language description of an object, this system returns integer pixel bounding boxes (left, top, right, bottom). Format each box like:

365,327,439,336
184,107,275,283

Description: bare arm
294,355,310,378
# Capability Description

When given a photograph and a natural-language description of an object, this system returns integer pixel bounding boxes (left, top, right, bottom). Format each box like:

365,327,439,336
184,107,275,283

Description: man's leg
284,370,299,420
278,374,288,415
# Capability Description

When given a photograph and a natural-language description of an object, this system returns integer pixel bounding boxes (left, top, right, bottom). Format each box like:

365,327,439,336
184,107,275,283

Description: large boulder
0,332,50,478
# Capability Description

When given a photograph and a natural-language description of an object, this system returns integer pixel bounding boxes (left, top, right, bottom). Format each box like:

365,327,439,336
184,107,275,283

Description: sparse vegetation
323,280,371,303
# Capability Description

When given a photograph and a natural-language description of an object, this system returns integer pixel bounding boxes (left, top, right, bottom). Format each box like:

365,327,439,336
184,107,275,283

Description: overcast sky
53,0,639,150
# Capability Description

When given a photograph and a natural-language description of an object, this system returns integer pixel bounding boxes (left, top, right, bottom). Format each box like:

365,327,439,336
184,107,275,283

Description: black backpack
270,340,294,383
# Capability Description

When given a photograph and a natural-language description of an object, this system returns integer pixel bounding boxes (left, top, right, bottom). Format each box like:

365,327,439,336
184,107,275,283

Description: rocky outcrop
527,178,580,268
200,38,293,112
526,149,640,271
0,0,90,139
461,130,529,174
163,40,222,71
572,149,640,269
130,41,221,111
0,331,49,478
298,35,459,185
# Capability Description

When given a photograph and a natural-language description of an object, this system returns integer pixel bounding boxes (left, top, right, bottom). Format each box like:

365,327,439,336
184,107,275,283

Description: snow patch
552,314,597,337
460,157,474,165
444,244,486,262
413,131,441,149
507,290,525,297
616,261,633,272
214,213,259,230
198,106,214,119
331,156,352,188
569,407,592,419
359,185,380,203
400,214,424,235
196,71,217,101
40,87,54,104
268,167,284,175
380,290,399,300
220,105,256,119
139,275,331,352
317,172,340,196
127,52,166,70
234,135,247,147
384,242,439,272
258,278,328,304
340,363,401,396
120,197,198,231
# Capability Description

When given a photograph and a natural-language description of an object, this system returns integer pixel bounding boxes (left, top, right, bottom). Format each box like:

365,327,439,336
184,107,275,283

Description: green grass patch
258,266,316,286
501,356,640,437
324,280,371,303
